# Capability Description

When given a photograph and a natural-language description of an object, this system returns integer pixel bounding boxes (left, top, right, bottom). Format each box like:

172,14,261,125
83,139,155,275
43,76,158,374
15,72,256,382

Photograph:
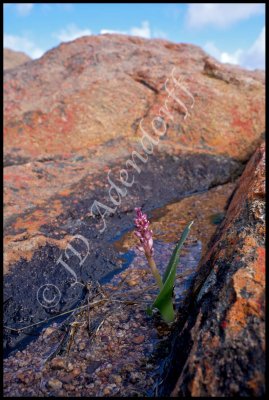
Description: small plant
134,207,193,323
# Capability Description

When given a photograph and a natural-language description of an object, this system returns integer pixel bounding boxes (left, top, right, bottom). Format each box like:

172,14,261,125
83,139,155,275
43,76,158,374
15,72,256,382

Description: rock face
170,142,265,397
3,35,265,273
4,48,31,70
4,35,264,162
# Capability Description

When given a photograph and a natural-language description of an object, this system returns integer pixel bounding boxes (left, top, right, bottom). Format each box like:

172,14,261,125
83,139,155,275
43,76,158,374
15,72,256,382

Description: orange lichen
226,246,265,335
4,233,74,274
58,189,72,197
242,236,257,251
247,372,265,396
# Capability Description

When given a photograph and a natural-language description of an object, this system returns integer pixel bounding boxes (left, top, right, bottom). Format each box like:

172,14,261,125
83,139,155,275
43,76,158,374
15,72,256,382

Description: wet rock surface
3,176,251,396
3,153,241,357
115,181,236,258
169,142,265,397
3,190,226,396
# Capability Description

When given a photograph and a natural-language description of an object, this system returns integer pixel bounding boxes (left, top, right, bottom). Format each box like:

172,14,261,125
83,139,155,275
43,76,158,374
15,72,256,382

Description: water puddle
115,182,236,258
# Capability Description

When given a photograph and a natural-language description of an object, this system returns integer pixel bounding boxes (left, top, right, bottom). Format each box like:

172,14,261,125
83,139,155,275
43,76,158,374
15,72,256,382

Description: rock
71,367,81,378
66,362,74,372
57,390,66,396
111,375,122,384
127,279,139,287
130,371,143,383
4,372,13,382
17,372,30,384
60,367,81,384
86,360,103,375
103,387,111,395
4,48,31,70
132,335,145,345
42,326,56,338
4,36,264,165
170,142,265,397
47,378,63,391
78,342,86,351
116,330,125,338
50,357,66,370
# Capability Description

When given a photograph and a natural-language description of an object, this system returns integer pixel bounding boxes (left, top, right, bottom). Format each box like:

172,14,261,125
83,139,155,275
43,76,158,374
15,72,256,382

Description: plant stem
146,255,163,289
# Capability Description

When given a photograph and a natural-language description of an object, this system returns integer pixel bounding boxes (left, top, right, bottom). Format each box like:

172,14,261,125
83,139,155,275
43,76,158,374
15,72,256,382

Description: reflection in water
114,238,202,311
115,181,235,258
143,239,201,307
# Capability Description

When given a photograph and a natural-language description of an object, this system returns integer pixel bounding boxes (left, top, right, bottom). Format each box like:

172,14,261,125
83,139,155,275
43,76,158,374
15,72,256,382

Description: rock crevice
168,143,265,397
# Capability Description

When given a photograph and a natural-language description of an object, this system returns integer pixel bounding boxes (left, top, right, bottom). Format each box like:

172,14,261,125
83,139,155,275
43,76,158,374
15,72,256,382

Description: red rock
50,357,66,370
132,335,145,344
4,36,264,162
170,142,265,397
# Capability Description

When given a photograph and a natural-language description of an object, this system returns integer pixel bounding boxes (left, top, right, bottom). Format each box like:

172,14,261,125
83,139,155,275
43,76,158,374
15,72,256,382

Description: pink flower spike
134,207,154,257
133,207,163,289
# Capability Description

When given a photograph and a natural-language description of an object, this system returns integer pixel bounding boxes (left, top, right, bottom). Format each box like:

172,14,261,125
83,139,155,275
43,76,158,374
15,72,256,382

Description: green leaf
146,306,153,316
162,220,194,284
151,221,193,323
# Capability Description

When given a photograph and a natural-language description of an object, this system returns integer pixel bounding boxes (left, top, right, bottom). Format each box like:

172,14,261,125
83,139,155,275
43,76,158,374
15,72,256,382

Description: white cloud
4,34,44,59
203,26,265,70
100,21,151,39
54,24,92,42
187,4,265,28
204,42,242,65
129,21,151,38
240,26,265,69
152,29,168,39
100,28,126,35
54,21,152,44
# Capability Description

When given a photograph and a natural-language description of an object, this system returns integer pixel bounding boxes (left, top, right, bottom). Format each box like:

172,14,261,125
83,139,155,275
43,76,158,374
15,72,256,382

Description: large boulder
4,35,264,162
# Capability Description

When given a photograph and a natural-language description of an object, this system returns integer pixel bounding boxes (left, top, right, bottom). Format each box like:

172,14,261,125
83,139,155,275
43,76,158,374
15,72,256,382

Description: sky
3,3,266,70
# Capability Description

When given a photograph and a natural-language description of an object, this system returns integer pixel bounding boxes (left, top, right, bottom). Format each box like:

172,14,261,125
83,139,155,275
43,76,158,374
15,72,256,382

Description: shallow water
115,182,235,263
115,239,202,308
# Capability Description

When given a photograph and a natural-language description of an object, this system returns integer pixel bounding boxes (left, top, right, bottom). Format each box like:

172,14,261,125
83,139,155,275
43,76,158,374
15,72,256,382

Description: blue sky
4,3,265,69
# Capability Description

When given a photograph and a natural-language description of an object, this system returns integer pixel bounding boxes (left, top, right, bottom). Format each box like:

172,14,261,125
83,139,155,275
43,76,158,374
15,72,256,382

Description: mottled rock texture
4,48,31,70
4,35,264,162
171,142,265,397
4,35,265,274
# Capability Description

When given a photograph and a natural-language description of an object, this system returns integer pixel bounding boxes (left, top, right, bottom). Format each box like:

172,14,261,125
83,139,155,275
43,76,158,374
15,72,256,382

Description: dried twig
4,272,185,333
